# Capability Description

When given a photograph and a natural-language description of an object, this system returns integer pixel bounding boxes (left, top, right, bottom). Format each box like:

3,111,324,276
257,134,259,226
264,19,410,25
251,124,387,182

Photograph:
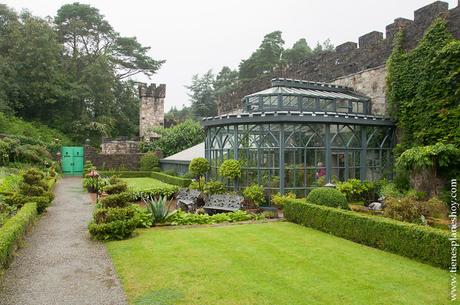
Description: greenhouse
202,78,395,197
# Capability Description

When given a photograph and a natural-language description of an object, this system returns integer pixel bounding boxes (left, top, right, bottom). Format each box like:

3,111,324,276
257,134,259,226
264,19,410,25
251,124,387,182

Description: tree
143,120,205,157
187,70,217,118
312,39,335,54
239,31,285,79
214,66,239,96
282,38,312,66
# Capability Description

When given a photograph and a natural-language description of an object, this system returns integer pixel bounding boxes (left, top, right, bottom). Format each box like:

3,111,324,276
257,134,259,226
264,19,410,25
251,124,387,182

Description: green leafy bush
218,159,241,179
170,210,262,225
284,200,454,269
189,157,210,178
0,202,37,268
104,183,128,195
100,192,133,208
336,179,367,203
203,180,226,195
93,206,136,224
139,152,160,171
306,187,348,209
88,218,138,240
150,171,191,187
132,205,152,228
131,185,179,200
189,177,206,192
271,192,296,208
243,184,265,206
383,194,448,224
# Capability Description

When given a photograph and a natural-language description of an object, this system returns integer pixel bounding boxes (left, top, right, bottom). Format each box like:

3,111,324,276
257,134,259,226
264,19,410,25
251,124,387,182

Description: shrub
0,202,37,268
88,218,138,240
203,180,226,195
150,171,191,187
306,187,348,209
143,195,177,225
163,169,177,176
131,185,179,200
104,182,128,195
189,157,210,178
383,194,448,224
189,177,206,192
99,171,152,178
271,192,296,208
32,196,53,214
243,184,265,206
336,179,367,203
100,192,133,208
170,210,262,225
139,152,160,171
108,175,123,185
133,205,153,228
93,206,136,224
218,159,241,179
284,200,455,269
84,160,95,176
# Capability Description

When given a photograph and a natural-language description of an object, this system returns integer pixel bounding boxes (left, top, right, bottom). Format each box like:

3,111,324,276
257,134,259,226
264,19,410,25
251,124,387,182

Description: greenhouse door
61,146,84,176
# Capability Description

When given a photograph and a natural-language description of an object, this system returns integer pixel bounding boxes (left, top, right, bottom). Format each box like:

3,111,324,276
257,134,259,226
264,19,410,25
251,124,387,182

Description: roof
245,86,367,101
244,78,369,101
161,142,204,162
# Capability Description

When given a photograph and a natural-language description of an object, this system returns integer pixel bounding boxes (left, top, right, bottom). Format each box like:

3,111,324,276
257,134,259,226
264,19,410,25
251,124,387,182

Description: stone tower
138,83,165,141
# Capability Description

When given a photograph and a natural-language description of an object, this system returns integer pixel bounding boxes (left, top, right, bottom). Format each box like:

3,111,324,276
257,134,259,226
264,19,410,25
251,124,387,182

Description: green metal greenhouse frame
202,78,395,197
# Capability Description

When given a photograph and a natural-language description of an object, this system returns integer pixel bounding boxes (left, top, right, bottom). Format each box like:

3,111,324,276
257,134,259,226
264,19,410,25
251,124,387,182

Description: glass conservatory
202,78,394,197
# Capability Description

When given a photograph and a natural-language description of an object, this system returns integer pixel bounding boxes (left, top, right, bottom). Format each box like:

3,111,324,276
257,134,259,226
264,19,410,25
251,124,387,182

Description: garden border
284,199,455,269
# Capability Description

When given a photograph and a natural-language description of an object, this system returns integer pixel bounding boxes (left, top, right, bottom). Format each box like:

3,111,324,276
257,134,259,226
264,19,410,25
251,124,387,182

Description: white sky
2,0,458,111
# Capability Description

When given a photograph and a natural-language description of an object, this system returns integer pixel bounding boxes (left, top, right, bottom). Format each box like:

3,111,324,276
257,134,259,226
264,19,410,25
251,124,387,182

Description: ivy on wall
387,18,460,152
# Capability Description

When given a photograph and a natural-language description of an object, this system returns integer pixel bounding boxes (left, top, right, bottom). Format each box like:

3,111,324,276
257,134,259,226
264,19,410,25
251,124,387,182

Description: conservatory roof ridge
271,78,355,94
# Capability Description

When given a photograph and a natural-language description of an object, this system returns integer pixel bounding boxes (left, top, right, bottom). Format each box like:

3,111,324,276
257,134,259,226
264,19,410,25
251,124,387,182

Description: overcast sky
2,0,458,111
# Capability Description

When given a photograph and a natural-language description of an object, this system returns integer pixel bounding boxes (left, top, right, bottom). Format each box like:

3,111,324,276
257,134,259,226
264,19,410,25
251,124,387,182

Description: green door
61,146,84,176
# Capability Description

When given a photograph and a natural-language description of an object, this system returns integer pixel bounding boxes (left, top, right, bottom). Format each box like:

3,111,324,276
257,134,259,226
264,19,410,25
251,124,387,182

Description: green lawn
107,222,456,305
122,177,173,191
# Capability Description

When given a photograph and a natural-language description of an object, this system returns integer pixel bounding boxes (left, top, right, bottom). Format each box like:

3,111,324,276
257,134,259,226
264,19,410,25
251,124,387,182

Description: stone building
217,1,460,116
139,83,166,141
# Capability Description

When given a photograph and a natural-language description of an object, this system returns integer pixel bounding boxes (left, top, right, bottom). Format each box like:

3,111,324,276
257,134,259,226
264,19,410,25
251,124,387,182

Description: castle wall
217,1,460,115
332,66,387,116
139,83,165,141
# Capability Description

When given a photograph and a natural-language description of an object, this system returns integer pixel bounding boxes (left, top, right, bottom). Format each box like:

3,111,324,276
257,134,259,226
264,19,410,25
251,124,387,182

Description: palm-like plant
142,195,177,225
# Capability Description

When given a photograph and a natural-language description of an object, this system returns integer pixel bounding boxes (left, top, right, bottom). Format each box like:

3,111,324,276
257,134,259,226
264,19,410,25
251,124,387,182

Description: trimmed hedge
284,199,454,269
0,202,37,268
99,171,192,187
99,171,152,178
150,171,191,187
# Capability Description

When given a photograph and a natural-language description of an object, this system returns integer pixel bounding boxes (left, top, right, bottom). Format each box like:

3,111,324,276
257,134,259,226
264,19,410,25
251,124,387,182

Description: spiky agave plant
142,195,177,225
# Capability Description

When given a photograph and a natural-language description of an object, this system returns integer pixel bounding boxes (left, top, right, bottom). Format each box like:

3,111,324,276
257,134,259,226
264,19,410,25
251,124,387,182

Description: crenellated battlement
138,83,166,98
217,1,460,115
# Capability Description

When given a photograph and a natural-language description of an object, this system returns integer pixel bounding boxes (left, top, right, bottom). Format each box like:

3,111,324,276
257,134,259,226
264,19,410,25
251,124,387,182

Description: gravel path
0,177,127,305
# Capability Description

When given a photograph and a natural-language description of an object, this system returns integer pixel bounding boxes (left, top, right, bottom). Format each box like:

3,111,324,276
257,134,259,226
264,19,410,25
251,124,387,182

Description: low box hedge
284,199,455,269
0,202,37,269
150,171,191,187
99,171,152,178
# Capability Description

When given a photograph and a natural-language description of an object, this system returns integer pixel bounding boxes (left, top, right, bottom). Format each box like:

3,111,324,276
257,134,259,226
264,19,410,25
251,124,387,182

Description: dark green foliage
100,192,133,208
188,157,210,178
387,19,460,150
170,210,262,225
131,185,179,201
104,183,128,195
32,196,52,214
140,120,204,157
203,180,226,195
187,70,217,118
99,171,152,178
3,194,27,208
93,206,136,224
306,187,348,209
139,152,160,171
243,184,265,206
0,202,37,268
284,200,454,269
150,172,191,187
88,218,138,241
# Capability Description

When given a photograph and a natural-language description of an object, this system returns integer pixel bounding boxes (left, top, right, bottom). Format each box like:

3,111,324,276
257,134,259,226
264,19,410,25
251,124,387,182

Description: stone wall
84,145,142,171
332,66,387,116
139,83,165,141
217,1,460,115
100,140,140,154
